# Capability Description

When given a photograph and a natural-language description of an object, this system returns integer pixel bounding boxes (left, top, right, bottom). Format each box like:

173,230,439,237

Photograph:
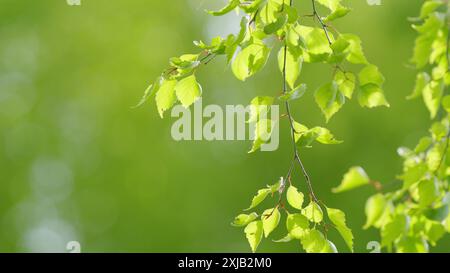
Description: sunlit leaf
155,79,177,118
286,213,309,239
246,188,271,210
232,213,258,227
327,207,354,252
207,0,240,16
262,208,281,238
314,81,345,122
364,193,387,229
175,75,202,108
244,220,263,253
302,202,323,223
287,186,304,210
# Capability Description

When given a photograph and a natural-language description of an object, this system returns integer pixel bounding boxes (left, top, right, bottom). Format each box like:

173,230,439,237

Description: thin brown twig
280,0,320,204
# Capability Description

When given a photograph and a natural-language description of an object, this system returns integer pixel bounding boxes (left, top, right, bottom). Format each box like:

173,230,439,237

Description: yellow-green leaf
302,201,323,223
287,186,304,210
262,208,281,238
175,75,202,108
155,79,177,118
326,207,354,252
364,193,387,229
232,213,258,227
244,220,263,253
314,81,345,122
286,213,309,239
278,47,303,89
300,229,336,253
358,84,390,108
246,188,271,210
333,166,370,193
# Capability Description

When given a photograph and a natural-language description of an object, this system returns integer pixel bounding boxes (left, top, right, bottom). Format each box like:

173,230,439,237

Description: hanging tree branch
144,0,388,253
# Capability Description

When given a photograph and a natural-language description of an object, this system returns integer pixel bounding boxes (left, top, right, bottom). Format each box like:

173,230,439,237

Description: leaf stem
282,0,319,204
311,0,332,45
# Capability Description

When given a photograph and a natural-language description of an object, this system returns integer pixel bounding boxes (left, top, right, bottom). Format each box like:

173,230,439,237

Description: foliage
333,0,450,253
142,0,386,252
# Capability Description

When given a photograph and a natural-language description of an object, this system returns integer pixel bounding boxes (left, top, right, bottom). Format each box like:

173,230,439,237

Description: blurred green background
0,0,449,252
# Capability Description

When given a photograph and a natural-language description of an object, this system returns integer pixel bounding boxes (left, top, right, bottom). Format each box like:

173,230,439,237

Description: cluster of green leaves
141,0,386,253
232,178,353,253
140,0,389,148
215,0,385,252
333,0,450,253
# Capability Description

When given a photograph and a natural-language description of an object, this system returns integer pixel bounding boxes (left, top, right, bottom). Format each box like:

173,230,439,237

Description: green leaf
264,14,287,34
314,81,345,122
195,37,226,55
381,214,408,247
138,84,154,107
423,80,443,119
268,177,283,193
364,193,387,229
286,23,306,57
262,208,281,238
313,127,343,145
284,5,299,23
444,213,450,232
415,137,433,153
232,42,270,81
136,77,162,108
302,202,323,223
358,83,390,108
258,0,283,25
334,71,355,99
278,84,307,102
232,213,258,227
426,143,443,172
418,179,439,208
424,219,446,245
286,213,309,239
442,95,450,112
357,65,389,108
316,0,351,23
300,229,337,253
175,75,202,108
326,207,354,252
396,236,428,253
207,0,240,16
155,79,177,118
248,96,274,123
340,34,368,64
329,37,351,63
293,122,342,147
273,234,294,243
430,121,447,140
249,119,274,153
223,18,249,62
325,6,351,22
412,14,443,68
359,65,385,86
278,47,303,89
296,25,333,62
407,72,430,100
287,186,304,210
316,0,342,11
240,0,264,13
244,220,263,253
170,54,200,70
402,162,428,189
246,188,271,210
420,1,443,19
333,166,370,193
